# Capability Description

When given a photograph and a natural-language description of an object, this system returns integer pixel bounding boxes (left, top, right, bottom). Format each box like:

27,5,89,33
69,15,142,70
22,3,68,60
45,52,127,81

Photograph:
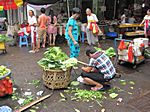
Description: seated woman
81,48,116,91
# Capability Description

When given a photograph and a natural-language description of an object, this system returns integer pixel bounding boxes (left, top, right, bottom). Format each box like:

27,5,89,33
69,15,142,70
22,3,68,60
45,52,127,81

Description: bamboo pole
77,60,89,66
15,93,53,112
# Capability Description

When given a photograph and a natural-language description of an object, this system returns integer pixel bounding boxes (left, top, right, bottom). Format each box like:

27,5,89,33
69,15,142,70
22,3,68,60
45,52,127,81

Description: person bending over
81,48,116,91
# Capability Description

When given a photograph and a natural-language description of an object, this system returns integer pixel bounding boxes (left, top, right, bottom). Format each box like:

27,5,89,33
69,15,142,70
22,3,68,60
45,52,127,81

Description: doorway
81,0,93,22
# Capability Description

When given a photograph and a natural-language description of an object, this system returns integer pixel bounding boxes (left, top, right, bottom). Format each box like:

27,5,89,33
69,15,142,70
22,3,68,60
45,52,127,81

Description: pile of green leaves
0,34,12,42
38,47,77,70
94,47,116,58
105,47,116,58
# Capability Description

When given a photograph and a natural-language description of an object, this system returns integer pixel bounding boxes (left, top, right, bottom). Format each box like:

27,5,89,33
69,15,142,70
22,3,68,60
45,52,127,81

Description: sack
118,40,126,50
26,25,31,33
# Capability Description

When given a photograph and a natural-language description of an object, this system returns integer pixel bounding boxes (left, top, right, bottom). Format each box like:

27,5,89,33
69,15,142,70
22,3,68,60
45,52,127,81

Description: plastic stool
106,32,118,38
19,35,28,47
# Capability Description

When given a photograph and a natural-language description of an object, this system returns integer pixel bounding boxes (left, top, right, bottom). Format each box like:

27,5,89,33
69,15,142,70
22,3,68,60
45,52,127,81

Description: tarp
28,4,52,10
24,0,60,5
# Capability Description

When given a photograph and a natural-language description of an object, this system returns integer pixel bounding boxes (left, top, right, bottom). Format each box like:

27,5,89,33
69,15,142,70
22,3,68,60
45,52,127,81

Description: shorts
81,71,115,83
38,28,46,39
81,71,105,83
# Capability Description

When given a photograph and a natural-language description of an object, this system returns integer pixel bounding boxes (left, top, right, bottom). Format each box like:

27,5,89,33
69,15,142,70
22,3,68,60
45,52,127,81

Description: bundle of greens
94,47,116,58
38,47,77,70
0,34,12,42
105,47,116,58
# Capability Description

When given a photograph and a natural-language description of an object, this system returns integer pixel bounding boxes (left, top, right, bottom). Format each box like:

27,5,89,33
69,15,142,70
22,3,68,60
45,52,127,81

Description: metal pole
67,0,70,18
113,0,117,19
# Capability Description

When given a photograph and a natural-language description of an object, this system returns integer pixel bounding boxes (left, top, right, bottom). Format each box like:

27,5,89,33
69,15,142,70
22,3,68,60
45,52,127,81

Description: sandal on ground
91,86,105,91
29,50,35,53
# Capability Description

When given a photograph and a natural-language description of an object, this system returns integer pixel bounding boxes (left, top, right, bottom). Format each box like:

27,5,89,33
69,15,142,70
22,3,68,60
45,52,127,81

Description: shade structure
0,0,23,10
24,0,60,5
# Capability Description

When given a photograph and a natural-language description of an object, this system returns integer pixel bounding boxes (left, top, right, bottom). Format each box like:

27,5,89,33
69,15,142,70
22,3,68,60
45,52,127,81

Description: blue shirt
65,17,78,41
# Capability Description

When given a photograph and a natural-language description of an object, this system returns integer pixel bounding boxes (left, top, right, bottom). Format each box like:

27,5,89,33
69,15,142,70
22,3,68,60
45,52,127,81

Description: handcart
114,38,145,69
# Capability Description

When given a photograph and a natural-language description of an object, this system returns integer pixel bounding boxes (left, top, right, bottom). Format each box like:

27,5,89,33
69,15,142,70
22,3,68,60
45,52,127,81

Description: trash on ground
74,108,80,112
24,92,32,96
36,91,44,96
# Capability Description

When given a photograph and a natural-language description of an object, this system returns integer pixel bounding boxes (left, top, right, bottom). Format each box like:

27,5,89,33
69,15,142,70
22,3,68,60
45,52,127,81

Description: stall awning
0,0,23,11
24,0,60,5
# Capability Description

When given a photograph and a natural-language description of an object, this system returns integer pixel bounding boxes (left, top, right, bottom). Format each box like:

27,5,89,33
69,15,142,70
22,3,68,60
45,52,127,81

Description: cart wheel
133,65,137,69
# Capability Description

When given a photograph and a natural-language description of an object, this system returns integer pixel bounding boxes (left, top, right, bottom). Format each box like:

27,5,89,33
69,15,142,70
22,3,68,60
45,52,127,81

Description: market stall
118,23,145,38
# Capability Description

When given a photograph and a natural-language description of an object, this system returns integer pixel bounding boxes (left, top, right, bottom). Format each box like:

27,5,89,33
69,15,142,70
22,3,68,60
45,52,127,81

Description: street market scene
0,0,150,112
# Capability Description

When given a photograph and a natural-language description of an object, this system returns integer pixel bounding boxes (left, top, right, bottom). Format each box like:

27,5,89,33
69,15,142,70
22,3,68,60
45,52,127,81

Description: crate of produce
38,47,77,89
0,65,13,97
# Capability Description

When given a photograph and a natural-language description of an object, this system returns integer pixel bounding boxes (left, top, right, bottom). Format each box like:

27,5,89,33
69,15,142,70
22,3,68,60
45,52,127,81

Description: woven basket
42,68,71,89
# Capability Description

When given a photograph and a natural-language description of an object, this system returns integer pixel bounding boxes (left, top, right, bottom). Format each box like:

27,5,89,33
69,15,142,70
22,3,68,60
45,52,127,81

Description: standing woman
140,9,150,39
47,10,57,46
65,7,81,58
28,10,37,53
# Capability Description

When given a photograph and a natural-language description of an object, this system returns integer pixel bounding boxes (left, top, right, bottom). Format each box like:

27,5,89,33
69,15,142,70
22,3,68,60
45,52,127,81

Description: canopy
28,4,52,11
24,0,60,5
0,0,23,11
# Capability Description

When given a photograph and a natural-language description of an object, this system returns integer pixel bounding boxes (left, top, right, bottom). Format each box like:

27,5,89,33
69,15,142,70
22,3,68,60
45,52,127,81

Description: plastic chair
19,35,28,47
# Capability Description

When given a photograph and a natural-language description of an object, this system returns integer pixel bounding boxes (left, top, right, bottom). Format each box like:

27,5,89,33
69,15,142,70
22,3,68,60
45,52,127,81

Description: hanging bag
128,43,134,63
118,40,126,50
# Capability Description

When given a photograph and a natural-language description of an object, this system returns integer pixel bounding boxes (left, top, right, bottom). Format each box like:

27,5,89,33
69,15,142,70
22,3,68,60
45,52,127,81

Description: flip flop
91,87,105,91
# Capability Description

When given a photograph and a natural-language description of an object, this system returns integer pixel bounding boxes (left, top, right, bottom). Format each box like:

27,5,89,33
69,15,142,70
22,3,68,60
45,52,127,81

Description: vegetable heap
0,34,12,42
0,65,10,77
94,47,116,58
0,65,12,97
38,47,77,70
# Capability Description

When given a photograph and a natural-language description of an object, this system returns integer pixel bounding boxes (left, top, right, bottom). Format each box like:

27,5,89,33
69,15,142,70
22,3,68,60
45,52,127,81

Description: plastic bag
92,24,99,34
128,43,134,63
118,40,126,50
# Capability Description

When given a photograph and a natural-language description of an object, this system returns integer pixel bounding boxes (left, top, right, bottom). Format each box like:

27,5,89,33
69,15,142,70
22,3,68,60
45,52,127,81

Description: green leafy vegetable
109,93,118,99
128,81,135,85
119,80,127,86
38,47,77,70
0,34,12,42
94,47,116,58
105,47,116,58
70,81,80,86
